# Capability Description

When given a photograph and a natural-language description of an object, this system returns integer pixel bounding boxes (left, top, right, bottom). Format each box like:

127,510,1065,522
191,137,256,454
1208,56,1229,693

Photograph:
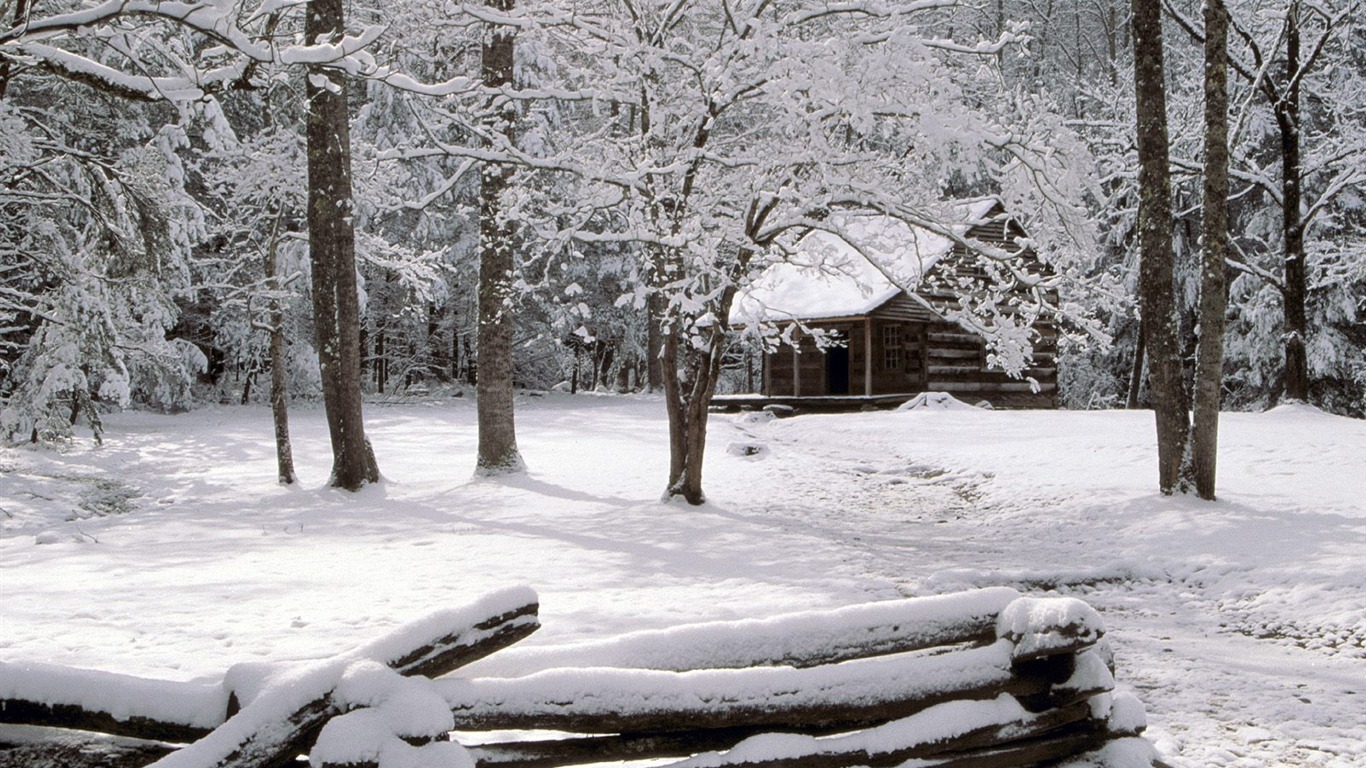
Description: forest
3,4,1365,766
1,0,1362,493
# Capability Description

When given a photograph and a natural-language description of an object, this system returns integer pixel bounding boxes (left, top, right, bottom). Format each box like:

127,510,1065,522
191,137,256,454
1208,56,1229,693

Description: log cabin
726,198,1058,409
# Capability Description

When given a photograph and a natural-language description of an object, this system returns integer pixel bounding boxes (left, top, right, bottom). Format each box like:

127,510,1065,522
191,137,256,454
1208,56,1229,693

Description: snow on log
438,638,1070,734
143,587,538,768
464,728,772,768
891,725,1111,768
465,587,1020,676
467,695,1101,768
657,695,1101,768
371,590,540,680
0,724,176,768
0,662,225,743
995,597,1105,663
0,588,538,751
309,708,473,768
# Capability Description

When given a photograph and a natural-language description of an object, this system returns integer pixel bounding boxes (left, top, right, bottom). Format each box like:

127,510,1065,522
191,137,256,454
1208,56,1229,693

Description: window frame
881,324,902,371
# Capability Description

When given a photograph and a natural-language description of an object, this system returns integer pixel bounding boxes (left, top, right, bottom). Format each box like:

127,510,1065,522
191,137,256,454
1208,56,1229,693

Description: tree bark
1131,0,1191,494
444,643,1098,736
1126,323,1145,409
475,0,525,475
1192,0,1229,500
646,303,664,392
266,227,296,486
304,0,379,491
466,701,1098,768
1277,1,1310,402
659,291,738,505
0,0,32,100
173,595,537,768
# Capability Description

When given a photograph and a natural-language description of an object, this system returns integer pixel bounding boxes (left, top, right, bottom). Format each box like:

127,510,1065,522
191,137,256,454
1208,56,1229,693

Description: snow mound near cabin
896,392,983,411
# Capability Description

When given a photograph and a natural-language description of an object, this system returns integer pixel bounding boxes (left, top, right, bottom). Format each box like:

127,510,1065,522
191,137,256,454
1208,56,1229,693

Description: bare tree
264,218,298,486
305,0,380,489
1191,0,1229,500
1165,0,1365,409
1132,0,1191,494
1274,0,1309,402
475,0,525,475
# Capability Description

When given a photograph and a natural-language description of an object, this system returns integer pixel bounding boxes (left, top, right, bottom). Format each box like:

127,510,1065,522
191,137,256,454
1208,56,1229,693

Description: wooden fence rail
0,587,1154,768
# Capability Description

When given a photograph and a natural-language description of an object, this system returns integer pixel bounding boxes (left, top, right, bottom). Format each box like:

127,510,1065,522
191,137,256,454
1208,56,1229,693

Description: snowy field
1,394,1363,767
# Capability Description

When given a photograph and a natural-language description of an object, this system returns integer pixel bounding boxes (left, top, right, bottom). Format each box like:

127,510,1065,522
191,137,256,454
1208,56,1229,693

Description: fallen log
0,725,177,768
0,664,224,743
647,696,1103,768
147,587,538,768
439,638,1100,735
465,727,769,768
0,590,538,752
465,587,1020,676
224,593,541,715
464,695,1099,768
895,725,1111,768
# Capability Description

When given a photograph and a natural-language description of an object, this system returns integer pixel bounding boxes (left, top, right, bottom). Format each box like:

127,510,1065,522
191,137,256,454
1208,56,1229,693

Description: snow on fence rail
0,587,1155,768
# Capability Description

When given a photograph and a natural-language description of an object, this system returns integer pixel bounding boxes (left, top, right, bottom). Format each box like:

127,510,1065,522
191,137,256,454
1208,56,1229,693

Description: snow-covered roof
730,198,1001,325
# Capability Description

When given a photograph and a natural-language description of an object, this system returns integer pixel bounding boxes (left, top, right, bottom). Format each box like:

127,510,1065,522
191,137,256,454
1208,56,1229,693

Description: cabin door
826,339,850,395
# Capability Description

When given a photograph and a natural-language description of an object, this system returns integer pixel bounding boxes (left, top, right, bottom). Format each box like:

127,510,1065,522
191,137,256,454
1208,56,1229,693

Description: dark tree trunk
595,344,613,391
1131,0,1191,494
239,363,255,405
475,0,525,475
266,232,297,486
305,0,379,491
0,0,31,100
1192,0,1229,501
375,329,387,394
658,252,749,505
660,325,728,506
1277,1,1309,402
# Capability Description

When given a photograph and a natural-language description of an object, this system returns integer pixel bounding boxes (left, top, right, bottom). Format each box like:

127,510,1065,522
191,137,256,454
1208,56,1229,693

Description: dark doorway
826,343,850,395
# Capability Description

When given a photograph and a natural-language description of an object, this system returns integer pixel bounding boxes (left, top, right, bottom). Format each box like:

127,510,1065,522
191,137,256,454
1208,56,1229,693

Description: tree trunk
269,326,295,486
1126,323,1145,409
305,0,379,491
1131,0,1191,494
660,319,729,505
266,232,297,486
239,363,255,405
374,328,387,394
475,0,525,475
1277,1,1309,403
1192,0,1229,500
0,0,32,100
646,299,664,392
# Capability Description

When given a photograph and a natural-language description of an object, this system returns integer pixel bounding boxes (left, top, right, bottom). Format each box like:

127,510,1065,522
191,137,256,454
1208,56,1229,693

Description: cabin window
882,325,902,371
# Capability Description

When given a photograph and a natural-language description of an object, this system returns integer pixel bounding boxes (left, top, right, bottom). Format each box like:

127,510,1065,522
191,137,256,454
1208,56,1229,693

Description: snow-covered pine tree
0,95,204,443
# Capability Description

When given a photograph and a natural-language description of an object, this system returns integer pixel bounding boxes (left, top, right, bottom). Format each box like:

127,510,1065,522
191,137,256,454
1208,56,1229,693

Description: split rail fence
0,586,1153,768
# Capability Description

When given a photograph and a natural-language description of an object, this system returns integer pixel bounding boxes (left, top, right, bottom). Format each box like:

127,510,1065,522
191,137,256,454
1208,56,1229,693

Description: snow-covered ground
1,394,1363,767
